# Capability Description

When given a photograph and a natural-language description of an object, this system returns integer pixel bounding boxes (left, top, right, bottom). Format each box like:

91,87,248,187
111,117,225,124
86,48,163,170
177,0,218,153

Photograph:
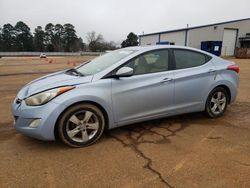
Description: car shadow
105,112,210,146
5,108,241,150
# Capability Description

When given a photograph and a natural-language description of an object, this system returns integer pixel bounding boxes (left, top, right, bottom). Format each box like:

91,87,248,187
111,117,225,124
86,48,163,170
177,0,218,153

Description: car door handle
160,78,173,83
208,69,216,73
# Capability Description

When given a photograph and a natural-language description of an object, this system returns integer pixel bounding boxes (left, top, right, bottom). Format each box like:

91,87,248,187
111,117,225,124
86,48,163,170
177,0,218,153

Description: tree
44,23,55,52
15,21,33,51
1,24,16,51
86,31,104,52
121,32,138,48
105,41,118,50
54,24,64,51
74,37,86,51
63,23,78,52
33,26,45,51
98,41,117,51
86,31,118,52
0,27,3,51
0,22,99,52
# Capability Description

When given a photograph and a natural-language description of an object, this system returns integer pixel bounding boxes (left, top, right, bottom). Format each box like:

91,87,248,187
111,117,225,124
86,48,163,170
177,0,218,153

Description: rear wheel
58,104,105,147
205,87,229,118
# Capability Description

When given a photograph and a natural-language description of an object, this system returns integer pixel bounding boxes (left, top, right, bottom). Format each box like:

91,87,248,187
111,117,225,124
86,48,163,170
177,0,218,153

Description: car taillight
227,65,239,73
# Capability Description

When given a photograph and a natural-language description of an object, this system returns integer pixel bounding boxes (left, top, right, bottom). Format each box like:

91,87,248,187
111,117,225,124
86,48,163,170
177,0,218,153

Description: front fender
53,79,115,129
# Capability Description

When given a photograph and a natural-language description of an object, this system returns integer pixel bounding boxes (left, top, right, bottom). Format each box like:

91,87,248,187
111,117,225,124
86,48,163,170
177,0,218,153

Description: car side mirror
115,67,134,77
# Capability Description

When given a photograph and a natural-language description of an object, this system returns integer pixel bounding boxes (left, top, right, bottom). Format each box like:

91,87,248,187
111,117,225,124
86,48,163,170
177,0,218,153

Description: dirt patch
0,57,250,187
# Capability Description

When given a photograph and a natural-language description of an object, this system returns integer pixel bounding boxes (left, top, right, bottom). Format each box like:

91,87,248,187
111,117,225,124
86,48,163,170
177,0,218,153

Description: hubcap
210,91,226,114
66,110,99,143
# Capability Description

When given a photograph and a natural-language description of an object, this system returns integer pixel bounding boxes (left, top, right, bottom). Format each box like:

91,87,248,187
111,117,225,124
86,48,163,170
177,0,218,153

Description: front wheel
205,87,229,118
58,103,105,147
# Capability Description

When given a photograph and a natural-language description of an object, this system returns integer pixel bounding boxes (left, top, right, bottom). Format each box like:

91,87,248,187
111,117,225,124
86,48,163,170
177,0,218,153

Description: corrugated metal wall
140,35,159,46
139,19,250,56
160,31,186,46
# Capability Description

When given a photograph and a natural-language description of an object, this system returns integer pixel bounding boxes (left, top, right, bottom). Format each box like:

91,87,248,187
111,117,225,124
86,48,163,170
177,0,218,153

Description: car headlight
25,86,75,106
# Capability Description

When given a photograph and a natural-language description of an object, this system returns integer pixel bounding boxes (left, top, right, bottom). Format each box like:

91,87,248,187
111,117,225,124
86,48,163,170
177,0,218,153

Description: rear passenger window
174,49,208,69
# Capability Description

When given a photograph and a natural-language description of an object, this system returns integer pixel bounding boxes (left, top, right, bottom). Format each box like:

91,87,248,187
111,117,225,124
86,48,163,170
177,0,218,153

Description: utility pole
185,24,189,46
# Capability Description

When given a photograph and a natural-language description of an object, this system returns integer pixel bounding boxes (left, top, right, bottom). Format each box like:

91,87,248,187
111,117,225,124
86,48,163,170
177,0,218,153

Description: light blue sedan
12,46,239,147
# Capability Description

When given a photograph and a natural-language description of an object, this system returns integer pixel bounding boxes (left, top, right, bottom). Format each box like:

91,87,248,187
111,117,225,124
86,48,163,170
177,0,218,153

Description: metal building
139,18,250,56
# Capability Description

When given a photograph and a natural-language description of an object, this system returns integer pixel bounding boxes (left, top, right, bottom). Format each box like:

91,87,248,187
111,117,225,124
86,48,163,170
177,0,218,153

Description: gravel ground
0,57,250,188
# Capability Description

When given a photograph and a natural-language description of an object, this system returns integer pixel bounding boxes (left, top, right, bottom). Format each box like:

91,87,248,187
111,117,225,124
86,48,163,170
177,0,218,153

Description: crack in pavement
107,120,189,188
207,136,222,139
232,160,250,167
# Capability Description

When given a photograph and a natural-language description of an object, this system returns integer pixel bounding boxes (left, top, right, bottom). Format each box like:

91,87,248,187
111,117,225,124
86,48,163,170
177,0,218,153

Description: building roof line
139,18,250,37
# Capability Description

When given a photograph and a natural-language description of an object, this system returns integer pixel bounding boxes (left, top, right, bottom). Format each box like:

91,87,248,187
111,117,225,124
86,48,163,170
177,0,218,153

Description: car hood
17,71,93,99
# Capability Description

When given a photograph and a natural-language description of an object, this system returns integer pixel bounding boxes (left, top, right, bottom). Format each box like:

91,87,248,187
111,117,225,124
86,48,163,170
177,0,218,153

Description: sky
0,0,250,44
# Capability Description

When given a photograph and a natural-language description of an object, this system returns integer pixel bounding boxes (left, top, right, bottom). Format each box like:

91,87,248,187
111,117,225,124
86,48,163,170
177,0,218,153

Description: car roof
124,45,214,56
125,45,196,50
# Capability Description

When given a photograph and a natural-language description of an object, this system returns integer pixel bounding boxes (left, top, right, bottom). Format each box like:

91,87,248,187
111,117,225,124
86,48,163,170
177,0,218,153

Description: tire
205,87,229,118
58,103,105,147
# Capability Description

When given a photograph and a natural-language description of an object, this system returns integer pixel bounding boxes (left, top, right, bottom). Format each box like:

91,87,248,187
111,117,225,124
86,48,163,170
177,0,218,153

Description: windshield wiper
66,68,84,77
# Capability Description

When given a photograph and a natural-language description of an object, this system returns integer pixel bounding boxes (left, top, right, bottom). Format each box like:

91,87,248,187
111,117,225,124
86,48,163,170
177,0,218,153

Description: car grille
16,98,22,104
14,116,18,121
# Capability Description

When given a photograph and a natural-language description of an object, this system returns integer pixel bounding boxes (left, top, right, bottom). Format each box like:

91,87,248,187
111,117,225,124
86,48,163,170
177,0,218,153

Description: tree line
0,21,139,52
0,21,85,52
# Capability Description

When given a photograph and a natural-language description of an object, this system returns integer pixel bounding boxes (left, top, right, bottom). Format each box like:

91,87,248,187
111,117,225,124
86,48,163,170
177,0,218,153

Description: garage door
222,29,237,56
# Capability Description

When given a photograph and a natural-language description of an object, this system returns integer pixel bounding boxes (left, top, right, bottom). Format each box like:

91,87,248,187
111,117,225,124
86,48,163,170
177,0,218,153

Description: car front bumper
12,98,66,141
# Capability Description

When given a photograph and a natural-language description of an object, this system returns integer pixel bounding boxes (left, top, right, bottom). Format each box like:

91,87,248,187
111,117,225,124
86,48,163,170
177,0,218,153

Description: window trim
170,48,212,70
104,48,173,78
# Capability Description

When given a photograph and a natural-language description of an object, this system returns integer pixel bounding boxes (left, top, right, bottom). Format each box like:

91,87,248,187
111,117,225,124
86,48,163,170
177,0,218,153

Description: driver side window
126,49,169,75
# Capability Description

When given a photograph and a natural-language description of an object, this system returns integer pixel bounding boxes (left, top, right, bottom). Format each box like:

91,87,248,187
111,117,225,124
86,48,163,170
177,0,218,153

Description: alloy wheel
66,110,99,143
210,91,227,115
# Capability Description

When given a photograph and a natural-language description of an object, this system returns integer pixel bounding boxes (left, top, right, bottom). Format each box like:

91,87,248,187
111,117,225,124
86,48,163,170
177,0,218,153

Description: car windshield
76,49,137,75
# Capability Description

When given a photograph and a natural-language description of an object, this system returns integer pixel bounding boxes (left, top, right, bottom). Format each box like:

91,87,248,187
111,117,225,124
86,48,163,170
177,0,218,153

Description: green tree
73,37,86,51
1,24,16,51
44,23,55,52
0,27,3,51
63,23,78,52
0,22,90,52
121,32,138,48
33,26,45,51
15,21,33,51
54,24,64,51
